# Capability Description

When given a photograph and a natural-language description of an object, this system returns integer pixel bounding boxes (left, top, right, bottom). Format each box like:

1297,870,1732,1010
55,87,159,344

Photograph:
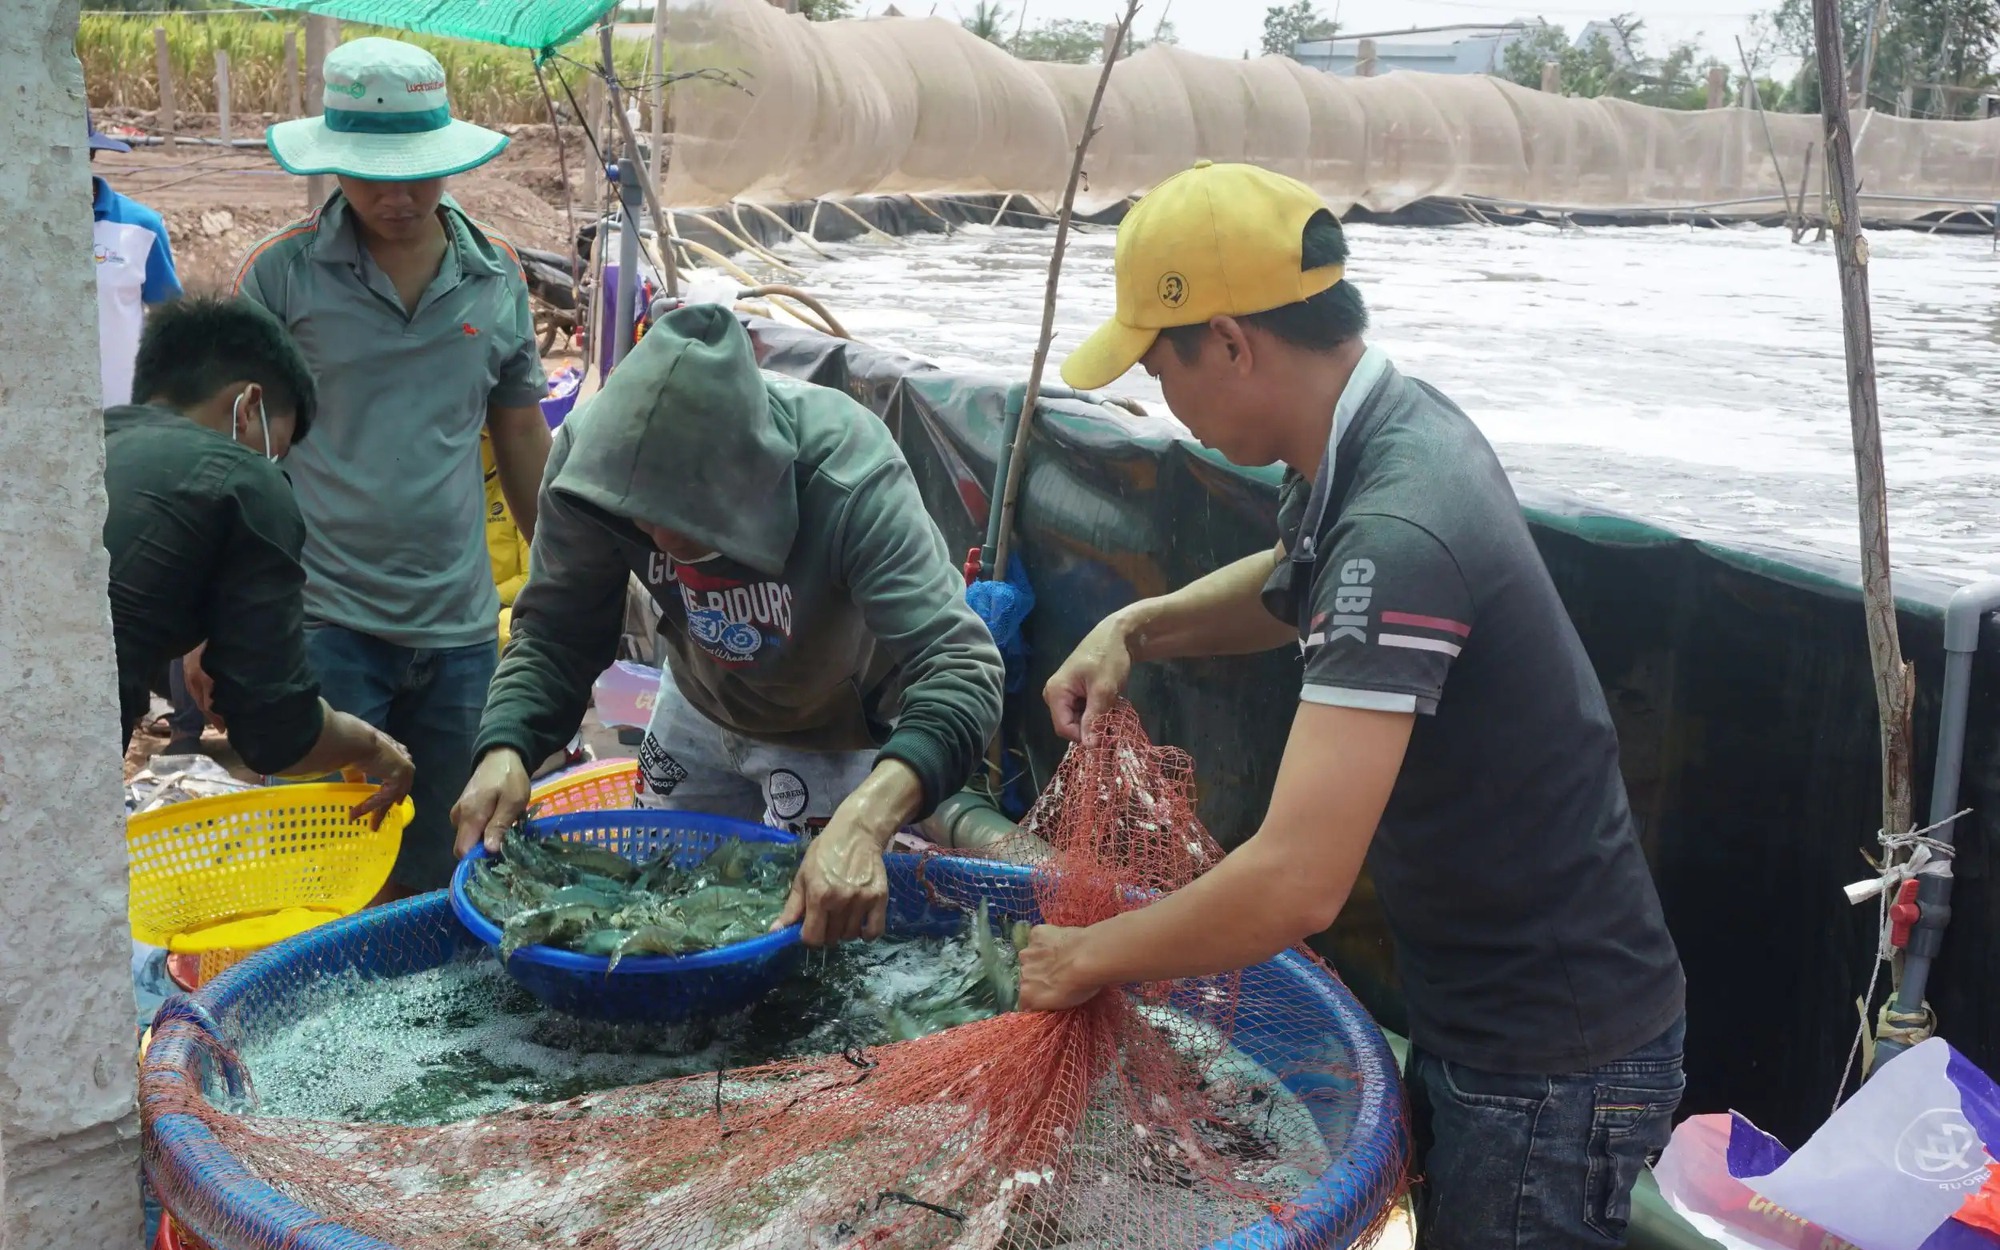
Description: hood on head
553,304,799,576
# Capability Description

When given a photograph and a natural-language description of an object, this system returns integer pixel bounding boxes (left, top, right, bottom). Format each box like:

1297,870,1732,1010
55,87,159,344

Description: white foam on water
778,222,2000,583
230,934,1013,1125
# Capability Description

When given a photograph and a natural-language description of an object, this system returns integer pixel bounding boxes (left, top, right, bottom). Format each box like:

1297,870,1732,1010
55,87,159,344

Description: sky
892,0,1780,68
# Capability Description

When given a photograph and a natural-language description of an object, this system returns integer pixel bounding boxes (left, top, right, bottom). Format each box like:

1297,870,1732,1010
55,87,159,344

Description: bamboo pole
304,17,337,208
284,30,301,117
154,27,176,151
1793,143,1815,242
1736,37,1794,229
214,50,232,145
991,1,1141,575
1810,0,1916,847
648,2,669,193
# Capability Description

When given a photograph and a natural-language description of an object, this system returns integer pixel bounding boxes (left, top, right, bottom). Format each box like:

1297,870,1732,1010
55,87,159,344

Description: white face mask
232,390,275,461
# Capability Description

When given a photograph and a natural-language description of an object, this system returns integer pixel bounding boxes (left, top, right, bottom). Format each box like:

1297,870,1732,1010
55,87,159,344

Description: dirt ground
91,115,598,291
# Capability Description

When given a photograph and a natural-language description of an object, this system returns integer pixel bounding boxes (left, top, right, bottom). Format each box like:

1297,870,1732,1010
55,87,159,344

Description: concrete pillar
1540,60,1560,93
1706,64,1727,109
1356,38,1378,78
0,0,143,1247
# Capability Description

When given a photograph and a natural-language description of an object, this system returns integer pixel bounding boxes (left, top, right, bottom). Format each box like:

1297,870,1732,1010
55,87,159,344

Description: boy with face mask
106,295,412,821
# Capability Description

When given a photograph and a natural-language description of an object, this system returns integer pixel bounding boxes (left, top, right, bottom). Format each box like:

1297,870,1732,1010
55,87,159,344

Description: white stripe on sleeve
1378,633,1463,657
1300,685,1421,714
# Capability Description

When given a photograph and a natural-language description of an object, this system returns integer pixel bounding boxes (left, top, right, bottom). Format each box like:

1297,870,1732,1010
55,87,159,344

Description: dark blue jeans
165,657,206,746
304,624,498,892
1407,1016,1686,1250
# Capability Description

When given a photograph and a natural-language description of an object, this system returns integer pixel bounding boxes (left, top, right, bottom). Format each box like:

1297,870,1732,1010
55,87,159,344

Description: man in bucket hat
1015,162,1687,1249
216,37,553,896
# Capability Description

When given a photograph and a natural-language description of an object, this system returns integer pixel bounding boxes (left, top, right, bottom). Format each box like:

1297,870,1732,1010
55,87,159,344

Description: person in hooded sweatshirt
453,304,1005,945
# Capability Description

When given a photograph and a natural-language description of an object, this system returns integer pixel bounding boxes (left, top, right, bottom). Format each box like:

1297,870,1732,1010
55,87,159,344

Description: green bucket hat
267,37,507,181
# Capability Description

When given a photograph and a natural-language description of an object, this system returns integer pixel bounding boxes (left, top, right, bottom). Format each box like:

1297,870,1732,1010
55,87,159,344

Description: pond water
782,220,2000,584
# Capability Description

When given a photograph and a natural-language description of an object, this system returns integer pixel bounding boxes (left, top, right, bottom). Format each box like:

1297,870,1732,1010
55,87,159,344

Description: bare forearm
281,702,392,777
1119,547,1294,664
488,408,552,540
840,759,925,849
1072,834,1339,986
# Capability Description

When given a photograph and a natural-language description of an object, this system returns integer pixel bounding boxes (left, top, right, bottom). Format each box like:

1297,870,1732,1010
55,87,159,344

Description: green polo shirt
104,404,324,774
234,192,546,648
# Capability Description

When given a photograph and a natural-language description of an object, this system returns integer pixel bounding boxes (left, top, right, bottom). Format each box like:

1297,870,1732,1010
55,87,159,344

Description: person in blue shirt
91,113,183,408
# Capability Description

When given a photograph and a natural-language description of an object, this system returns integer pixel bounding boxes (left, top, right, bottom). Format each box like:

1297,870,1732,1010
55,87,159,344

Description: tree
1011,18,1103,62
1261,1,1335,58
1766,0,1999,116
1008,16,1178,63
1500,14,1734,109
800,0,853,18
962,0,1012,43
1499,21,1574,87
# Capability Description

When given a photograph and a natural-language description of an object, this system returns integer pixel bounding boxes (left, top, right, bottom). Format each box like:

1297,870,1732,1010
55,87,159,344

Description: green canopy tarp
248,0,619,52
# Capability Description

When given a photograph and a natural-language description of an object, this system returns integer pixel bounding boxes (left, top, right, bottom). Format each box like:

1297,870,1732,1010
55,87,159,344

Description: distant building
1292,19,1633,78
1571,20,1639,66
1292,24,1527,76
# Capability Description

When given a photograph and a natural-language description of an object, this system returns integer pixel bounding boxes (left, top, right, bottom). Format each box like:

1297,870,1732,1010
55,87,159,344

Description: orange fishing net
142,702,1407,1250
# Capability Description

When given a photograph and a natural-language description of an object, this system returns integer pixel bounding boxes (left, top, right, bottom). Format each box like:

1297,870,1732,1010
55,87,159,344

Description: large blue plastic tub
449,809,803,1023
144,853,1406,1250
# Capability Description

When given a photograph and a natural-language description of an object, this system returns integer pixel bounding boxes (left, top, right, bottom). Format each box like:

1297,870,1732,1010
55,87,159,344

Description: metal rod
613,168,644,370
601,22,680,299
1871,579,2000,1071
1457,189,2000,214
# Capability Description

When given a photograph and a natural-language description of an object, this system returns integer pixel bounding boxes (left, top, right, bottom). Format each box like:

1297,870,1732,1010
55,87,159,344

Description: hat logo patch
329,78,368,99
1158,272,1189,309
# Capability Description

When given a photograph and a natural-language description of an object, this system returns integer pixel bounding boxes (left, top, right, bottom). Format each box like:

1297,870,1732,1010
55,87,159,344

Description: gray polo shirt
234,192,546,649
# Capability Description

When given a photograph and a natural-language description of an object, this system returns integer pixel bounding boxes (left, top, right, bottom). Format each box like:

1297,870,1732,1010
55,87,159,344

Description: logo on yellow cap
1158,273,1189,309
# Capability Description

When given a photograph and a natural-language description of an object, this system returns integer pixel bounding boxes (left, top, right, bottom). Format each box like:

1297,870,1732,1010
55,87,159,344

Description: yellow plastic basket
529,757,640,814
127,783,411,958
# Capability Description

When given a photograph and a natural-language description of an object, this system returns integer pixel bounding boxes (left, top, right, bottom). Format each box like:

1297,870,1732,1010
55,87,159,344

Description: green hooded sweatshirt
474,305,1004,816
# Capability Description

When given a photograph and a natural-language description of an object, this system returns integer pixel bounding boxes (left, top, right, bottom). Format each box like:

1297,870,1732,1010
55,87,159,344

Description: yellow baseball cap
1061,161,1343,391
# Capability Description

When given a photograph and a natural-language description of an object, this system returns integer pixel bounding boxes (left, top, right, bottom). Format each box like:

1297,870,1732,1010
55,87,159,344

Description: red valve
1889,878,1922,949
962,547,982,587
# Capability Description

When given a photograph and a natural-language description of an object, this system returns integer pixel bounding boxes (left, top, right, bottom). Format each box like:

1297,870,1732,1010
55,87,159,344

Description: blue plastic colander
449,809,805,1023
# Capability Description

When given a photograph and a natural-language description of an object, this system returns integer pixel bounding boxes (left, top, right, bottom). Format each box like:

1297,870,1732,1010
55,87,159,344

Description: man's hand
348,731,415,830
451,748,533,857
775,816,890,946
183,645,224,729
1044,613,1136,746
773,759,921,946
1017,924,1105,1012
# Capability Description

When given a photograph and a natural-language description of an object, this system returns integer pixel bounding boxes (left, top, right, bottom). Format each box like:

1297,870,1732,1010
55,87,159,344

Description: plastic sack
966,553,1035,694
1655,1114,1860,1250
1657,1039,2000,1250
592,659,664,730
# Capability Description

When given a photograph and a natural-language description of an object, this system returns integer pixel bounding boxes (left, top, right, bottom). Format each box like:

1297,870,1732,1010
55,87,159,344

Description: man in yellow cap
1015,161,1686,1248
